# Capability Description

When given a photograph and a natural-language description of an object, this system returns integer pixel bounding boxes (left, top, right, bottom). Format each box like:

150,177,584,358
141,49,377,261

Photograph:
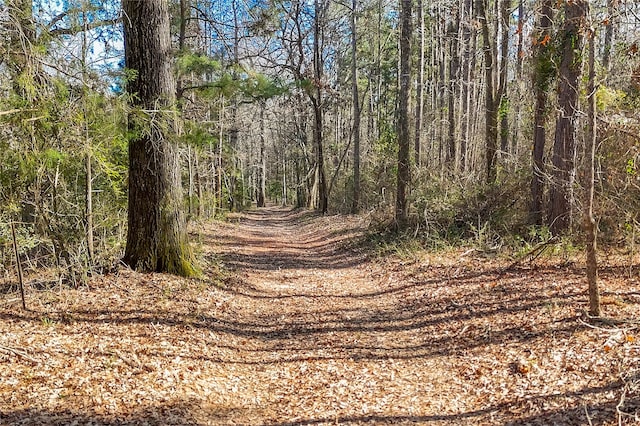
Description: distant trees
1,0,639,282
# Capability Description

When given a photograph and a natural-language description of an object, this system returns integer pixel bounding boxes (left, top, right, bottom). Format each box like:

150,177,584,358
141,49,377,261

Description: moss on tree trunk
122,0,196,277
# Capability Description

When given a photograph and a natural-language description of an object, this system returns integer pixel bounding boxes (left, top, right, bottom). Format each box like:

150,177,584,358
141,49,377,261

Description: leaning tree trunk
122,0,195,276
549,0,587,235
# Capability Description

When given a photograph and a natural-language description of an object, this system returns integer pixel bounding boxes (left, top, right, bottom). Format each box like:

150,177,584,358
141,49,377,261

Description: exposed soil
1,206,639,425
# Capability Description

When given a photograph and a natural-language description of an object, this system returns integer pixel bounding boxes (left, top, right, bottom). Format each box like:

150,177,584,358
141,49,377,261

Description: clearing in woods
0,206,639,425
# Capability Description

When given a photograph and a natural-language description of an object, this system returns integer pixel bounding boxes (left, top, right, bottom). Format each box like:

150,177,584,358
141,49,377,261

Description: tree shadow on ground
3,208,637,425
207,207,369,271
0,264,588,364
0,400,261,426
2,384,632,425
263,386,628,425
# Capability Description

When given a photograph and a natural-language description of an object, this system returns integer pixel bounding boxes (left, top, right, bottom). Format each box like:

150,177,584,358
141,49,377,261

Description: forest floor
1,206,639,425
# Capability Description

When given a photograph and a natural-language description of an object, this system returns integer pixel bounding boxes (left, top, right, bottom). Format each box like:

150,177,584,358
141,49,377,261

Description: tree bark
414,0,425,168
584,19,601,316
80,1,94,266
549,0,587,235
313,0,328,214
122,0,195,276
602,0,615,72
396,0,412,227
257,103,267,208
460,0,474,172
511,0,524,157
351,0,361,214
529,0,554,225
477,0,498,184
498,0,509,156
446,7,460,168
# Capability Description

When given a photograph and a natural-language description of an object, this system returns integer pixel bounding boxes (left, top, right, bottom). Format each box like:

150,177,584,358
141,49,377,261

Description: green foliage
182,122,218,149
0,64,129,278
596,85,626,112
177,53,222,75
242,72,287,100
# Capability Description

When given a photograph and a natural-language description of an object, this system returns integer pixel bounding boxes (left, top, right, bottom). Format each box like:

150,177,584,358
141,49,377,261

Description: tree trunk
529,0,554,225
257,104,267,208
477,0,498,184
282,154,287,206
584,19,601,316
498,0,509,157
188,144,194,217
195,150,203,217
511,0,524,157
436,4,446,170
80,2,94,267
460,0,474,172
446,8,459,167
313,0,328,214
351,0,361,214
217,97,224,214
122,0,195,276
549,0,587,235
602,0,615,72
176,0,189,99
396,0,412,227
414,0,425,168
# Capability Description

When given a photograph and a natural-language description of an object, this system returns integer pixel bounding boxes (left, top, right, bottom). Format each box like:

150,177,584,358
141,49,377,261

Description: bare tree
601,0,616,72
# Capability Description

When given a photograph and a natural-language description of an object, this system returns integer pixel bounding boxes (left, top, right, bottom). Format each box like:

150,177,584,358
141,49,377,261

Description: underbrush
361,173,587,261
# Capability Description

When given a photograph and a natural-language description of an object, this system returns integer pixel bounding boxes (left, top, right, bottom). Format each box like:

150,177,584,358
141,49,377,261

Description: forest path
0,207,635,425
196,207,629,425
202,206,467,423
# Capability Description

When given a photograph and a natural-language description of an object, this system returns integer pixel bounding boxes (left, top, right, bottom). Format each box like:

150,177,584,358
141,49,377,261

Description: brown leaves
540,34,552,46
1,207,639,424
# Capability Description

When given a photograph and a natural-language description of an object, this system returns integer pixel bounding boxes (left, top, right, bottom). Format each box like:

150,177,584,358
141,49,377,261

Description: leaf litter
0,206,639,425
